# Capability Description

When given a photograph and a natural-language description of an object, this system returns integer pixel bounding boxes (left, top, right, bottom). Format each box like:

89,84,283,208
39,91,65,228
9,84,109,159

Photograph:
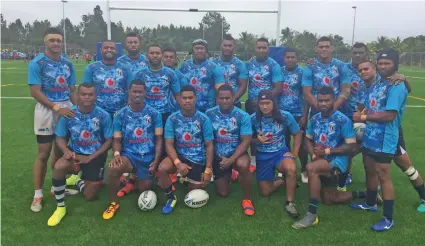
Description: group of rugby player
29,27,424,231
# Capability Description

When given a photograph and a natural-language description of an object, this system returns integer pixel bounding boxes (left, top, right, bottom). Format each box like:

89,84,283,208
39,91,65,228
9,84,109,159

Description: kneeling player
48,83,112,226
156,85,214,214
103,80,163,219
206,84,254,216
292,87,356,229
252,90,301,218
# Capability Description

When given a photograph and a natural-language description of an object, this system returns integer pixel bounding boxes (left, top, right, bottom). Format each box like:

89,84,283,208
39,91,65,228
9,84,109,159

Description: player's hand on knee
201,168,212,187
63,150,75,160
284,152,296,159
57,107,76,118
314,145,326,157
176,162,191,176
109,155,122,168
219,155,234,170
148,161,159,173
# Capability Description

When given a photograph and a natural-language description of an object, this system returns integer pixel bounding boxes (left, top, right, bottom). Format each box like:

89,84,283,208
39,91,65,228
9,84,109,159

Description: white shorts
34,100,73,135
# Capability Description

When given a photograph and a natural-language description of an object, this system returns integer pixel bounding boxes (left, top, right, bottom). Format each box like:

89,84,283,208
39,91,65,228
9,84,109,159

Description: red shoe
119,175,128,187
242,199,255,216
231,169,239,182
249,165,256,173
170,173,178,183
117,183,135,197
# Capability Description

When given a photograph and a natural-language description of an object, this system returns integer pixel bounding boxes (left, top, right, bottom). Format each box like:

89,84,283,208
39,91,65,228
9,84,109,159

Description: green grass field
1,60,425,245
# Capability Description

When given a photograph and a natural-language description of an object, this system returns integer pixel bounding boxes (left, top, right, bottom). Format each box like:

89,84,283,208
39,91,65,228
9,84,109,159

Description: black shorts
245,100,256,115
213,157,232,180
36,135,55,144
361,147,393,164
178,155,206,183
395,127,406,157
320,175,339,187
74,152,107,182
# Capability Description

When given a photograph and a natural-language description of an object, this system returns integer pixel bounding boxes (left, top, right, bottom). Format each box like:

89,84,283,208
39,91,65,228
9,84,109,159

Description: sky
1,0,425,44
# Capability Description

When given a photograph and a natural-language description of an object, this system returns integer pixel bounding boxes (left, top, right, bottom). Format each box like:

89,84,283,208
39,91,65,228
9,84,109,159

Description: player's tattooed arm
89,138,112,161
334,84,351,111
303,86,318,111
272,82,283,98
327,143,356,156
69,85,78,105
292,131,302,158
300,102,310,129
360,110,397,123
234,78,248,102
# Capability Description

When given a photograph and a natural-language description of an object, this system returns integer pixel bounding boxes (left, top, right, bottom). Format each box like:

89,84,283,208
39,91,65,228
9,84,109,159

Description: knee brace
404,166,419,181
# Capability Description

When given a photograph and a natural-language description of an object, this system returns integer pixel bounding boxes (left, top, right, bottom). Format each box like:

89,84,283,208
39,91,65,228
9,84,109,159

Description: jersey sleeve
68,63,77,85
301,66,313,87
306,120,313,139
240,113,253,135
103,114,113,138
164,117,175,139
54,117,68,137
238,61,249,79
126,68,133,88
385,83,408,113
203,117,214,141
113,113,122,134
28,61,41,85
341,117,356,144
251,114,258,138
286,113,300,135
272,63,284,83
170,70,181,94
155,111,163,129
213,65,225,85
339,63,351,85
82,66,93,83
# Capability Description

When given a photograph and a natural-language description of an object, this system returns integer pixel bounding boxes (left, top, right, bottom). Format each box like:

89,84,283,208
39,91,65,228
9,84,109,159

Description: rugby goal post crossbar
106,0,282,44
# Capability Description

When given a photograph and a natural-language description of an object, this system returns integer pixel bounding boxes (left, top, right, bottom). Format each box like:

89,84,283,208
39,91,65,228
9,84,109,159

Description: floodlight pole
351,6,357,46
276,0,282,46
107,0,112,39
62,0,67,55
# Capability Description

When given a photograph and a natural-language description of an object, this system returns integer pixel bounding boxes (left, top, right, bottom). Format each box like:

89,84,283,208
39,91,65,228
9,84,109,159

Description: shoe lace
32,197,42,205
106,203,116,213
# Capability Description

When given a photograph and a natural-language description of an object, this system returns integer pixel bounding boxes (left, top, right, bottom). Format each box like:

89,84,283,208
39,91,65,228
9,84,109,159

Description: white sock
34,189,43,198
251,157,256,166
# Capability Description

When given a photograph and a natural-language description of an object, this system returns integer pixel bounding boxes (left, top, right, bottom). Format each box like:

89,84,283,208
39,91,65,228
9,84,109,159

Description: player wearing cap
179,39,225,112
251,90,301,219
29,27,77,212
117,32,148,76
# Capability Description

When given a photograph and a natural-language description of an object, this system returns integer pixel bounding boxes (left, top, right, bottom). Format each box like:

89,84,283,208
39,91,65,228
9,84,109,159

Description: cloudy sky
2,0,425,44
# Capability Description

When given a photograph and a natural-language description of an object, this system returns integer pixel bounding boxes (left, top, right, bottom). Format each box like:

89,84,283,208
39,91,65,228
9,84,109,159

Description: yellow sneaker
47,207,66,227
66,174,81,186
103,202,120,220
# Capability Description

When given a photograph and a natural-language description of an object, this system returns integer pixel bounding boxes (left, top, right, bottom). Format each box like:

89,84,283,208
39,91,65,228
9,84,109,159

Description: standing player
156,85,214,214
82,40,132,116
246,38,283,168
206,84,254,216
179,39,225,112
350,49,408,231
117,32,148,76
213,35,248,108
280,48,309,183
292,87,356,229
28,28,77,212
48,83,112,226
103,80,163,219
302,36,351,117
252,90,301,218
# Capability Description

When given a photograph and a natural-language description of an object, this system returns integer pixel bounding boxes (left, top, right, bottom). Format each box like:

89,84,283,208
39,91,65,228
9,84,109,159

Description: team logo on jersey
370,98,377,108
134,127,144,137
183,132,192,141
201,67,207,76
190,77,197,85
140,61,147,67
105,78,115,88
332,66,339,76
194,120,201,131
291,74,298,83
219,128,227,136
319,133,327,143
323,76,331,84
283,82,289,90
265,132,273,139
230,117,237,127
63,64,70,75
264,65,269,73
152,86,160,93
254,74,261,81
224,73,228,80
329,123,335,133
145,115,151,125
92,118,100,131
116,68,123,77
352,81,359,89
80,130,91,140
56,75,66,86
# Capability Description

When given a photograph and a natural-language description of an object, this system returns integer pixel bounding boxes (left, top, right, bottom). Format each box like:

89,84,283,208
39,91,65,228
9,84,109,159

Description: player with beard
117,32,148,76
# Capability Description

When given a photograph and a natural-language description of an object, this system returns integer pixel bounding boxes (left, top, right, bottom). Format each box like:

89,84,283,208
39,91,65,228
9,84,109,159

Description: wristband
113,151,120,157
325,148,331,155
204,167,212,174
173,159,181,165
360,115,367,121
312,154,317,160
53,104,60,112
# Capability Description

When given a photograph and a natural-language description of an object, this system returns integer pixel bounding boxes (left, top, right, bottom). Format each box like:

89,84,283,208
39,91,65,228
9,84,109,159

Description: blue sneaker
417,200,425,213
344,173,353,186
372,217,394,232
162,195,177,214
350,202,378,212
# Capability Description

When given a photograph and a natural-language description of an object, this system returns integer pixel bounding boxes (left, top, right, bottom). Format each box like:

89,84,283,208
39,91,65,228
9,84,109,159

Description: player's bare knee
375,166,390,181
216,188,230,197
37,151,50,163
284,162,297,176
107,166,122,178
235,161,249,173
306,163,316,175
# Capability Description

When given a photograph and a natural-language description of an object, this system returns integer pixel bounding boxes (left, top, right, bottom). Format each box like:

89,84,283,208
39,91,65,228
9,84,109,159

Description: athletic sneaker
350,202,378,212
249,164,256,173
301,172,308,184
47,206,66,227
117,183,135,197
372,217,394,232
30,197,43,212
66,174,80,186
292,212,318,229
50,187,79,196
231,169,239,182
242,199,255,216
417,200,425,213
337,186,347,192
345,173,353,186
285,202,300,219
103,202,120,220
162,195,177,214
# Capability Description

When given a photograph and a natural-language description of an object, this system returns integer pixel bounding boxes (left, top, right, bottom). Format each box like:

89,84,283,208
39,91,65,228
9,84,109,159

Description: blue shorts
121,152,153,180
256,149,293,182
327,156,349,173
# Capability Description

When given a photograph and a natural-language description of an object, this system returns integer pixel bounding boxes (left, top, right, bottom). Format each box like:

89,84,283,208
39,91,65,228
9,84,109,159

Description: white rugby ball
138,190,157,211
353,123,366,142
184,189,209,208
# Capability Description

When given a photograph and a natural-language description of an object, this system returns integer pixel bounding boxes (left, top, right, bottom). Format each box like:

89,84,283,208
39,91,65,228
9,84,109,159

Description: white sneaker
301,172,308,184
30,197,43,212
50,187,79,196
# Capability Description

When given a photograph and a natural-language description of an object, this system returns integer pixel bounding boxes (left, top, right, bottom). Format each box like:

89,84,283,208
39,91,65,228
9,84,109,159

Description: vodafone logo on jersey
134,127,143,137
152,86,160,93
283,82,289,90
323,76,331,84
254,74,261,81
352,81,359,89
80,130,91,140
56,75,66,86
183,132,192,142
265,132,273,139
370,98,377,108
105,78,116,88
190,77,197,85
319,133,327,143
219,128,227,136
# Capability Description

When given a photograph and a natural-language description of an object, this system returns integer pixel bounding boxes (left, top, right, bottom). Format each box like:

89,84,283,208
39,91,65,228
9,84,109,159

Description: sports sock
128,177,136,185
164,185,174,200
414,184,425,200
34,189,43,198
366,189,377,206
352,190,366,199
338,173,348,187
308,199,319,214
251,157,256,166
76,179,85,193
383,200,394,220
52,178,66,207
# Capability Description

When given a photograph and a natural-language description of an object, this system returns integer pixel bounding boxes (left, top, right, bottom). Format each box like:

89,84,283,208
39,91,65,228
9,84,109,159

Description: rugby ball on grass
138,190,157,211
184,189,209,208
353,123,366,142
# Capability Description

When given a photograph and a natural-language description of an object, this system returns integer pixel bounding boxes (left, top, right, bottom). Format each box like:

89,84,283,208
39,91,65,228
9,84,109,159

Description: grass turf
1,60,425,245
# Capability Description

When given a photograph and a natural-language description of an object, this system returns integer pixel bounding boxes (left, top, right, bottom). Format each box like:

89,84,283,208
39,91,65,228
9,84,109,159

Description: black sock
286,201,291,206
76,179,85,193
383,200,394,220
414,184,425,200
308,199,319,214
366,189,377,206
164,185,174,199
128,177,136,185
338,173,348,187
52,178,66,207
352,190,366,199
